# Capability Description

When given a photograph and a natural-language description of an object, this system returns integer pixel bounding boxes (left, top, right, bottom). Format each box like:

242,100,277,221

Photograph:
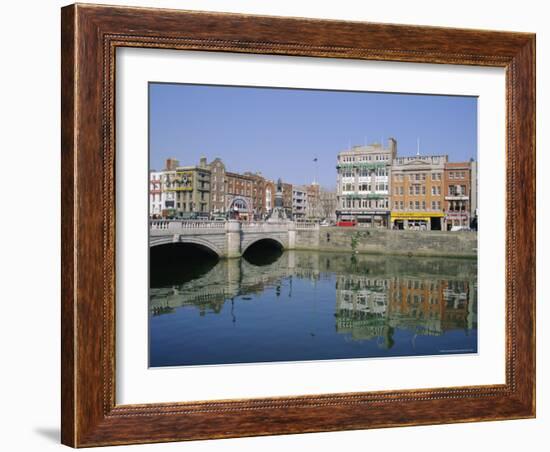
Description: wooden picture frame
61,3,535,447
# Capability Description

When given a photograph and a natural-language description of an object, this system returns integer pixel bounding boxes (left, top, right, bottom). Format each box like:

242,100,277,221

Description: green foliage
350,231,361,253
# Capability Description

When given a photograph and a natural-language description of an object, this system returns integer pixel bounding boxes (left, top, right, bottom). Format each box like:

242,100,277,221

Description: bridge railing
150,220,170,230
150,219,320,232
149,219,225,230
295,221,320,230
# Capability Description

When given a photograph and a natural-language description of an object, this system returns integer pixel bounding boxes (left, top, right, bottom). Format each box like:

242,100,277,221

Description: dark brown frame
61,3,536,447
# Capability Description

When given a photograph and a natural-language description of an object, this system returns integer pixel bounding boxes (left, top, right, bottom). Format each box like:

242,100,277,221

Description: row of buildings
150,137,477,230
336,138,477,230
149,157,332,221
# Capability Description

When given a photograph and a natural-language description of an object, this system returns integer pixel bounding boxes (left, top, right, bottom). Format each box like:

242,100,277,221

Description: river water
149,247,477,367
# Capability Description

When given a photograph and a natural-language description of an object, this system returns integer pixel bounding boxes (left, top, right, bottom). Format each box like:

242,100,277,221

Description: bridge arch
150,235,223,257
241,236,285,254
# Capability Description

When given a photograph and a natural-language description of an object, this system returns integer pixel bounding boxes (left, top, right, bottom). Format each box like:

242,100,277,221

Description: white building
336,138,397,227
149,171,163,217
292,186,308,220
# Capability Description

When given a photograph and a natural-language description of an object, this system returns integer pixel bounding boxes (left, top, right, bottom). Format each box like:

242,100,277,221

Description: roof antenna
416,138,420,157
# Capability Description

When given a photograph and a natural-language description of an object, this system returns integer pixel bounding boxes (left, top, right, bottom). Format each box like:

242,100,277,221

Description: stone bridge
150,220,318,258
150,220,477,258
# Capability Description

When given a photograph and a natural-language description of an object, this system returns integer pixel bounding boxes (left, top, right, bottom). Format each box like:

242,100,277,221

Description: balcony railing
336,162,387,170
341,192,386,200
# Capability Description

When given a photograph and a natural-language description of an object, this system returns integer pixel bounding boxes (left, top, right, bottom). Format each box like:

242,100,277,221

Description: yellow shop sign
390,211,444,220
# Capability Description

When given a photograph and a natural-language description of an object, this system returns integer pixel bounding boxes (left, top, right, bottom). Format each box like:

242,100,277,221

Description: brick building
225,171,255,220
244,172,268,218
282,182,293,218
444,161,472,230
305,183,321,219
389,155,447,230
208,158,226,216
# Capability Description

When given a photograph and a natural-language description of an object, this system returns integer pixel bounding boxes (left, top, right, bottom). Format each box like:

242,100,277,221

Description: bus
336,219,357,227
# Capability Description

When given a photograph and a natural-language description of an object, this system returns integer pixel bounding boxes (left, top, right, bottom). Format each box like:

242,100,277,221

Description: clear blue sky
149,83,477,189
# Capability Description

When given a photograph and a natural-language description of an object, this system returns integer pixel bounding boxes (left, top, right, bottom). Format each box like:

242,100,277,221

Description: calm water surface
149,246,477,367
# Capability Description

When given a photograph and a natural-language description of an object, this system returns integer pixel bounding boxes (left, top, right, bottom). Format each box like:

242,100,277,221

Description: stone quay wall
295,227,477,258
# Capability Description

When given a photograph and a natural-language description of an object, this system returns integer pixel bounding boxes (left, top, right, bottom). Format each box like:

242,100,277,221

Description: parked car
450,225,471,232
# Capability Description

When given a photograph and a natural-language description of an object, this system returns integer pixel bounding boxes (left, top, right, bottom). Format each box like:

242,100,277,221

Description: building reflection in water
335,274,476,348
150,248,477,347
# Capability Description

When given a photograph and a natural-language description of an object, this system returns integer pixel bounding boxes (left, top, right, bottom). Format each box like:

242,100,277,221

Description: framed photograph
61,3,535,447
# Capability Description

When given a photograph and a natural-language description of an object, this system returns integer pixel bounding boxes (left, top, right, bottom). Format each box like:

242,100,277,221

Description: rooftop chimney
164,158,180,171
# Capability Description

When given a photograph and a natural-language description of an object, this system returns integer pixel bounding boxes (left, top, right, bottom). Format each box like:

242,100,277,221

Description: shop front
445,212,471,230
227,196,253,221
390,212,444,231
337,210,390,228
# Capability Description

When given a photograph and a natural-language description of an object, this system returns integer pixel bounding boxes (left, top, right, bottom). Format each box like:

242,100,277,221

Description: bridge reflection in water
149,244,477,367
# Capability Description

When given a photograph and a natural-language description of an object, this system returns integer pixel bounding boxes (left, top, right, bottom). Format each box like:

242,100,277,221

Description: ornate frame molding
61,4,535,447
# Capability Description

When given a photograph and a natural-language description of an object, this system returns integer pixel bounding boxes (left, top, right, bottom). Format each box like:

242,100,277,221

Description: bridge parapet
150,219,226,231
242,221,292,233
295,221,320,230
150,220,170,230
